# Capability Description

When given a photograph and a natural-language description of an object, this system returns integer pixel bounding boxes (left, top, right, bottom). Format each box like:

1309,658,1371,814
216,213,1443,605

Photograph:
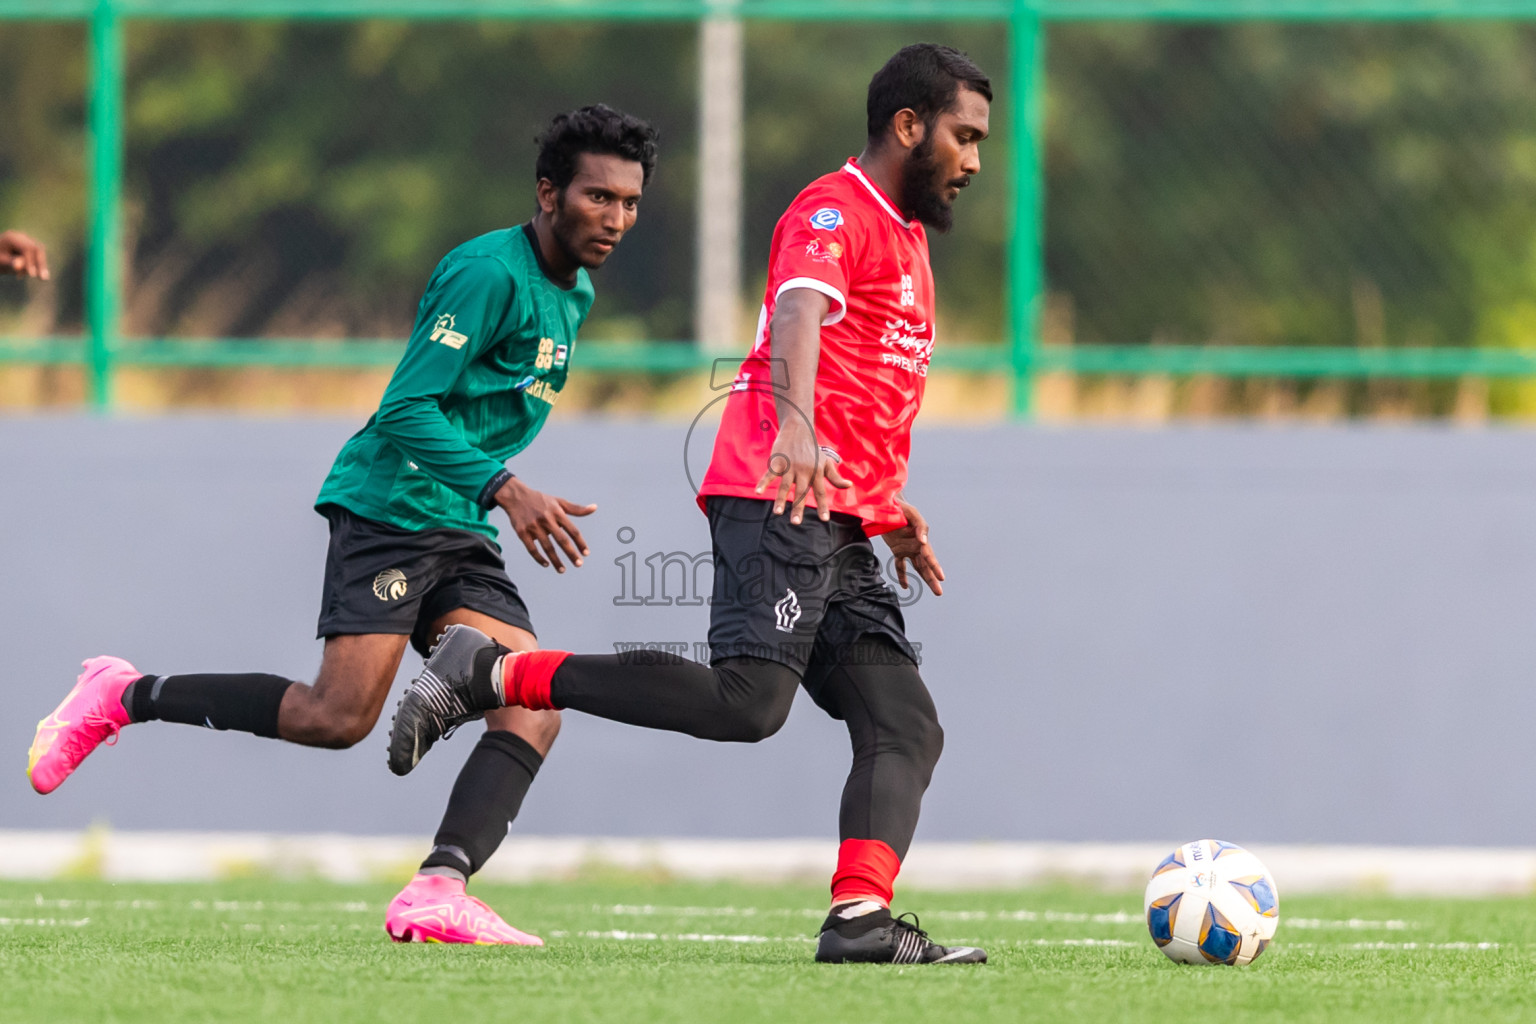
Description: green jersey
317,224,593,538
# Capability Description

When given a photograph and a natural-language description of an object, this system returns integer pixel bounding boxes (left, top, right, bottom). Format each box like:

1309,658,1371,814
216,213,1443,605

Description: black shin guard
420,730,544,877
124,673,293,739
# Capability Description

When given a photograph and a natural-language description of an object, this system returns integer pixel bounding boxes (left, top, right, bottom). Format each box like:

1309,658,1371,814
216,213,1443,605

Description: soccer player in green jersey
26,105,658,945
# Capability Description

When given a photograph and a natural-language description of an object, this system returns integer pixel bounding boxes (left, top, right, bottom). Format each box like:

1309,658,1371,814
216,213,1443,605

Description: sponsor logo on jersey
430,313,469,350
879,317,934,376
899,273,916,307
515,377,561,406
804,239,841,264
809,208,844,231
535,337,557,371
774,588,802,633
373,569,408,601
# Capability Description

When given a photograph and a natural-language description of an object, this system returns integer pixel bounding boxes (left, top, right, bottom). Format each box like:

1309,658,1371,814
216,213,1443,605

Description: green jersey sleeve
372,256,517,503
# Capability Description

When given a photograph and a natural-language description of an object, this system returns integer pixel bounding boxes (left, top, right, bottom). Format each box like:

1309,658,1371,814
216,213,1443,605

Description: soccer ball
1143,839,1279,966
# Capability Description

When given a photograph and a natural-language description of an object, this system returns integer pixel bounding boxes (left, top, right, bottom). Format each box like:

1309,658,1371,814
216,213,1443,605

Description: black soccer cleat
814,903,987,965
386,624,508,776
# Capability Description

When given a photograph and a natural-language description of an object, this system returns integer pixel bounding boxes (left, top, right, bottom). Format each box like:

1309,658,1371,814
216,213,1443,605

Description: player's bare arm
755,287,851,523
0,230,49,279
494,474,595,573
883,497,945,596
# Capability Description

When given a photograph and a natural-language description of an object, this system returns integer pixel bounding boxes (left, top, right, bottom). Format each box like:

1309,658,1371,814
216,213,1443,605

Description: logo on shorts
774,588,801,633
373,569,408,601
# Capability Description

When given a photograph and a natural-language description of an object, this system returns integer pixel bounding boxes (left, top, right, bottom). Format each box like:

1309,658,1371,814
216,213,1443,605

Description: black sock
122,673,294,739
466,642,508,712
420,730,544,877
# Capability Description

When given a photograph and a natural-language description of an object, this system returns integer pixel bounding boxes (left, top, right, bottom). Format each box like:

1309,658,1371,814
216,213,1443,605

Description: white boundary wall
5,831,1536,896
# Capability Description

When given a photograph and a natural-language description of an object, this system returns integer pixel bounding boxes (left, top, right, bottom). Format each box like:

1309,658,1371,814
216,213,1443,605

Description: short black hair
866,44,992,142
535,104,659,192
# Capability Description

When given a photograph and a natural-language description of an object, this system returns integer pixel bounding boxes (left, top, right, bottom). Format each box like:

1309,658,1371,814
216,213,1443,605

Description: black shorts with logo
704,495,918,710
316,504,534,658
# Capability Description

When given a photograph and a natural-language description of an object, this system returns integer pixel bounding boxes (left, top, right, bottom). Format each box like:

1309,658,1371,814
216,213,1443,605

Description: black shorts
315,504,534,658
705,495,918,709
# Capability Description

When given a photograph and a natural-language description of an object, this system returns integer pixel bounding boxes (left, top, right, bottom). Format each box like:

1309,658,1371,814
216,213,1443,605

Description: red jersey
699,159,935,536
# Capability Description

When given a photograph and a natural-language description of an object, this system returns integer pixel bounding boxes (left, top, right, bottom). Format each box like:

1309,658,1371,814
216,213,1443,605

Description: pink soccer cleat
27,656,138,795
385,873,543,945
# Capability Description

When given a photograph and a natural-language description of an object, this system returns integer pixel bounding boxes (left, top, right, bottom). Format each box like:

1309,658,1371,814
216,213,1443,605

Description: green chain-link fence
8,1,1536,416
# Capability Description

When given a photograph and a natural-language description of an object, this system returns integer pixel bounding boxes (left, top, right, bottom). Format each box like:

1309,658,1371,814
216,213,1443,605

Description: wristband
478,469,514,510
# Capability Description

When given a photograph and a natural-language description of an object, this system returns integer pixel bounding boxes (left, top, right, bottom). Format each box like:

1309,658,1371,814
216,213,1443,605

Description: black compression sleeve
549,654,800,743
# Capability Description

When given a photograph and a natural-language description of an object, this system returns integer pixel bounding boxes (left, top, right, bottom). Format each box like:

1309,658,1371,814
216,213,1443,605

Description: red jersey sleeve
766,193,866,327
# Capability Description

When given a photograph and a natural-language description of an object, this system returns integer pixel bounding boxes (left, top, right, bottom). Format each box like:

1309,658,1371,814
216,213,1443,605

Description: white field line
1285,941,1503,951
539,931,1518,953
600,904,1417,931
551,929,813,944
0,900,1497,949
6,831,1536,895
0,897,372,913
551,932,1506,952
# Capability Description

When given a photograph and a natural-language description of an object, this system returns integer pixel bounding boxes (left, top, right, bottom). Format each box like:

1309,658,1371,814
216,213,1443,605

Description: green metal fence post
87,0,123,409
1007,2,1045,418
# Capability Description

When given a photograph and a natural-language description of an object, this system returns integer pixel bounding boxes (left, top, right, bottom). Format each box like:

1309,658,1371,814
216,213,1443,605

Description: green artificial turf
2,877,1534,1023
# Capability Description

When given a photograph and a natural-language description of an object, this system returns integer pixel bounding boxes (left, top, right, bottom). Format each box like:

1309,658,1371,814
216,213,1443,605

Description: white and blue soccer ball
1143,839,1279,966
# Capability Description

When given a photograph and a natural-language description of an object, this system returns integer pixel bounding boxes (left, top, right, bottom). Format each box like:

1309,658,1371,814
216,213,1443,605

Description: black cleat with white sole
815,903,987,965
386,624,508,776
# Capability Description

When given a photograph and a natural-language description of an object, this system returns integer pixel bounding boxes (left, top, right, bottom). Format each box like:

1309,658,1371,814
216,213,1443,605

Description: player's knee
909,707,944,778
535,708,562,747
514,709,562,753
709,686,792,742
729,699,791,743
710,659,797,742
304,702,378,749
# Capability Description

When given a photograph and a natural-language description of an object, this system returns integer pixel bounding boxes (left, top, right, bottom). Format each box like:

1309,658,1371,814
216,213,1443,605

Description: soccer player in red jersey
390,44,992,965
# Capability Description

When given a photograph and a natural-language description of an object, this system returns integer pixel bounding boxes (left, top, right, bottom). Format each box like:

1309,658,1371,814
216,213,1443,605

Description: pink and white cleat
385,873,543,945
27,656,138,795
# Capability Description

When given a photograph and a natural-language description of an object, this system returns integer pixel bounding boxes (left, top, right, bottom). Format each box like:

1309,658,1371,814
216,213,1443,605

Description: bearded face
896,87,988,232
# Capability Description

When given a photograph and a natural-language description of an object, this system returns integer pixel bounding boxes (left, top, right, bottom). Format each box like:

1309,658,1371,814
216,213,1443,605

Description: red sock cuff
830,838,901,906
502,650,570,711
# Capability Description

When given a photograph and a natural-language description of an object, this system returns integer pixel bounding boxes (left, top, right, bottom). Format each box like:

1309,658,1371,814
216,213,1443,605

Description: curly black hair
535,104,659,192
866,43,992,141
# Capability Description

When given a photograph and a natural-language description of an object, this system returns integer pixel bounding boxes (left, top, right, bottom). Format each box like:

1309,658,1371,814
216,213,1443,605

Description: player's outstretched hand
493,475,595,573
0,231,49,279
755,418,850,524
882,498,945,597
